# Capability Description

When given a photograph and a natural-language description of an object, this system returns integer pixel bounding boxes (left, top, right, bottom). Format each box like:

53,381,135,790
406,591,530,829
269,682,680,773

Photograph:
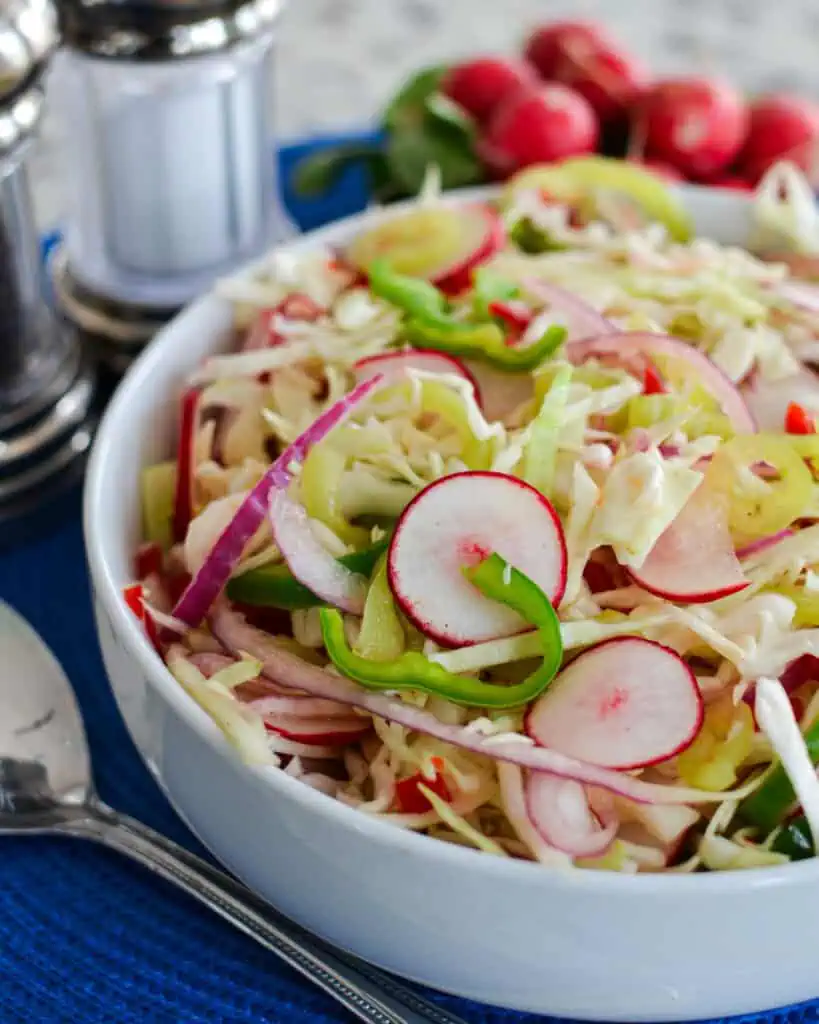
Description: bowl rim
84,184,819,895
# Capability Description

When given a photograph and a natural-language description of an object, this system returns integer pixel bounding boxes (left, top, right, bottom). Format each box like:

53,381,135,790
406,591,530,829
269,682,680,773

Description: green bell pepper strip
405,318,566,372
318,552,563,709
367,258,567,372
771,816,814,860
739,717,819,832
227,540,388,610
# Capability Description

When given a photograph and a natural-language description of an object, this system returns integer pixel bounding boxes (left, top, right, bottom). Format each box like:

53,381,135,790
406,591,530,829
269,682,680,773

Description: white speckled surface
29,0,819,228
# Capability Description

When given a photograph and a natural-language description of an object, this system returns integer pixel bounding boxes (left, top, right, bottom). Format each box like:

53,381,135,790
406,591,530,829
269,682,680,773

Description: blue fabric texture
1,135,818,1023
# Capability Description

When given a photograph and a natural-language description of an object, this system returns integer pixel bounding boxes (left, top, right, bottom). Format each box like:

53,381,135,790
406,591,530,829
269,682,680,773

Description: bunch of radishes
441,19,819,188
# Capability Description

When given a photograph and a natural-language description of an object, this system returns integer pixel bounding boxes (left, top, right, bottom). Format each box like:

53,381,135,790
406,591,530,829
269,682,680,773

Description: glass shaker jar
0,0,96,534
53,0,287,374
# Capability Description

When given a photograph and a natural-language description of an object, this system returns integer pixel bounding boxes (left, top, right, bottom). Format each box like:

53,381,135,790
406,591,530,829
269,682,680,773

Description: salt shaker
52,0,287,375
0,0,96,534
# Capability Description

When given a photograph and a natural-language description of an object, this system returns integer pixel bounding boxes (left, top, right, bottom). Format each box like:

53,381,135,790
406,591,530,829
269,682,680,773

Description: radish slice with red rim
172,376,383,628
347,204,504,297
172,387,200,544
522,279,616,343
388,471,567,645
629,484,750,603
353,350,479,400
210,603,744,805
263,714,371,746
568,332,756,432
525,637,703,770
525,773,618,857
268,488,368,614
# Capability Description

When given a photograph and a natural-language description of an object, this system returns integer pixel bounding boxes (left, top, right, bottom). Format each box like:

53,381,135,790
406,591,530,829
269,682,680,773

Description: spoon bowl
0,600,91,828
0,597,465,1024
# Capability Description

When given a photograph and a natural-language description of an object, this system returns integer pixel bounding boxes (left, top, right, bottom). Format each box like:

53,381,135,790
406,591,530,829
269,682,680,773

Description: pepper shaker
51,0,288,377
0,0,96,536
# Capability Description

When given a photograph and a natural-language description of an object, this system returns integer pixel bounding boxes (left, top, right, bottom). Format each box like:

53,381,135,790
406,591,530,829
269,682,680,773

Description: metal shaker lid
59,0,283,60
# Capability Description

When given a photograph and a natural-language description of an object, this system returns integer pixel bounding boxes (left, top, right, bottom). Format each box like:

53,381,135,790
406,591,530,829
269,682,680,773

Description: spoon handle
61,803,465,1024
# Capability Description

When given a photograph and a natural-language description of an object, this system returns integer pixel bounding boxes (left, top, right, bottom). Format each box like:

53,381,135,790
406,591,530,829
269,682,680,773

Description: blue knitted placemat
2,135,819,1024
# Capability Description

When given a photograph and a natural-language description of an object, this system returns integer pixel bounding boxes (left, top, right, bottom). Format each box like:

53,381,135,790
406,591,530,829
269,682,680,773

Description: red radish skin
388,471,568,646
432,205,506,296
172,387,200,544
442,58,537,124
525,773,618,857
525,637,704,770
568,332,756,433
739,94,819,183
264,717,371,746
640,78,749,179
353,350,480,401
480,84,598,177
550,40,648,125
629,484,750,604
524,20,608,81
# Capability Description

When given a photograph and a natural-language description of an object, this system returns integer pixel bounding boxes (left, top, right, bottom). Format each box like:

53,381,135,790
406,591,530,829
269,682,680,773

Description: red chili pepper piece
395,758,451,814
123,583,144,620
488,300,533,334
642,363,666,395
785,401,816,435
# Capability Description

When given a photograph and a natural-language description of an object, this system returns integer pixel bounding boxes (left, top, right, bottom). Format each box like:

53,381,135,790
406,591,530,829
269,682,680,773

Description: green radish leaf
423,92,476,143
292,144,386,198
383,66,448,132
386,120,484,195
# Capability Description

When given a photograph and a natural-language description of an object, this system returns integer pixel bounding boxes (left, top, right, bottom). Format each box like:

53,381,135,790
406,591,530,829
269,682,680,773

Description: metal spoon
0,599,466,1024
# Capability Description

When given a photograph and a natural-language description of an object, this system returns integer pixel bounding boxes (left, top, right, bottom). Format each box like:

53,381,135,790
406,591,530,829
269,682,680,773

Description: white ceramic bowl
84,187,819,1023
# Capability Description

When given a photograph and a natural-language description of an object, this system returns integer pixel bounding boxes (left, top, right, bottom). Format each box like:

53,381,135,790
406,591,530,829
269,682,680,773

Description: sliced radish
568,332,756,433
263,714,371,746
242,294,325,351
353,350,479,399
525,773,618,857
172,386,200,544
742,365,819,432
268,488,368,614
211,603,748,806
388,471,567,645
525,637,703,770
347,204,504,297
629,484,750,603
523,279,616,343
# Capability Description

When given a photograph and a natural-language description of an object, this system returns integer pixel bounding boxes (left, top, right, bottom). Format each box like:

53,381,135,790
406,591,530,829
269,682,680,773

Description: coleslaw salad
129,157,819,875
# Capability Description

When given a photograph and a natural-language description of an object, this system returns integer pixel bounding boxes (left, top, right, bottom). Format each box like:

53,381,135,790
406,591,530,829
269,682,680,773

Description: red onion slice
172,376,382,627
269,488,367,614
525,773,618,858
209,603,745,806
523,279,616,343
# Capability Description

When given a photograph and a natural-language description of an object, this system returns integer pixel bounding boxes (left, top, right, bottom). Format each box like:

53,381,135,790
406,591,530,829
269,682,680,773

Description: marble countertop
30,0,819,228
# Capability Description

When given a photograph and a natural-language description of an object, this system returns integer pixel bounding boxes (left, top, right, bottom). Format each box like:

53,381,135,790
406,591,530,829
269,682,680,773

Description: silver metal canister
52,0,287,374
0,0,96,534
